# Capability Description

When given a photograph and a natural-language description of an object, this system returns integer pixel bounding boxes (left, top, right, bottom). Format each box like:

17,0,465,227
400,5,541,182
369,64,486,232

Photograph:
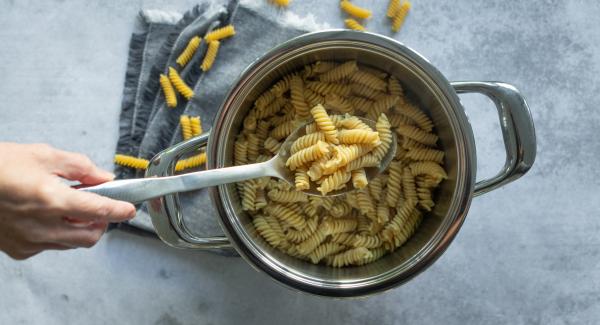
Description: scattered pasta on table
176,36,202,67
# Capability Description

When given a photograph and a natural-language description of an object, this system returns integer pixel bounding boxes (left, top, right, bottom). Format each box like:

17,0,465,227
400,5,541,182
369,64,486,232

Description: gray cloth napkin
114,3,307,238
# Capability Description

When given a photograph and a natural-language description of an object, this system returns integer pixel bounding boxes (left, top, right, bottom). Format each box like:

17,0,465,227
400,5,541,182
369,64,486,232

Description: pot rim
208,29,476,297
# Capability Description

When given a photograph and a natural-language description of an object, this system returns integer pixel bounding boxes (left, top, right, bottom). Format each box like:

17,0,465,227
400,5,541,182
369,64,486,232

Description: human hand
0,143,136,260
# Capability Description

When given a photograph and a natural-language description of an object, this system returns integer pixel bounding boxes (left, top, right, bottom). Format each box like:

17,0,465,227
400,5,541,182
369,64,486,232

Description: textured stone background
0,0,599,324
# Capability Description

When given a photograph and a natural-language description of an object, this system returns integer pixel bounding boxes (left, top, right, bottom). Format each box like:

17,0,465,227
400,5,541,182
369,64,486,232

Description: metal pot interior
211,32,473,295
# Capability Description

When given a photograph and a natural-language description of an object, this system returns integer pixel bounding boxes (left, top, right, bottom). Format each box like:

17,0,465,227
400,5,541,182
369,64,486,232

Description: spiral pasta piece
290,132,325,154
265,204,306,230
304,88,325,107
388,112,415,128
396,101,434,131
329,143,374,168
286,218,318,243
344,18,365,31
114,154,149,169
343,153,379,172
253,216,283,248
290,75,310,118
368,95,400,121
286,141,329,171
392,1,411,32
200,40,220,71
331,201,353,218
306,81,351,97
319,61,358,83
310,104,339,144
409,161,448,180
302,61,338,78
179,115,193,140
296,225,330,255
175,152,207,171
308,243,346,264
189,116,202,136
204,25,235,42
267,189,308,203
384,209,422,251
176,36,201,67
294,167,310,191
349,70,387,91
388,76,403,97
349,96,374,113
255,90,276,110
168,67,194,100
159,74,177,108
386,161,403,207
324,218,358,235
355,247,387,265
351,168,368,189
270,72,297,96
402,167,418,204
396,125,438,146
372,113,392,160
386,0,401,18
340,115,371,130
406,147,445,163
317,170,351,195
415,174,442,188
340,1,372,19
351,83,386,100
338,129,380,145
327,247,372,268
246,133,260,162
376,201,390,223
233,137,248,166
382,200,415,241
325,93,354,113
368,175,385,200
351,234,381,248
417,187,435,211
264,137,282,154
241,180,257,211
256,97,287,120
357,188,377,220
270,119,299,141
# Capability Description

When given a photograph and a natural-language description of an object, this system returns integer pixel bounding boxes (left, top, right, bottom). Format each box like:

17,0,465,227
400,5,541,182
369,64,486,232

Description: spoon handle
80,161,275,203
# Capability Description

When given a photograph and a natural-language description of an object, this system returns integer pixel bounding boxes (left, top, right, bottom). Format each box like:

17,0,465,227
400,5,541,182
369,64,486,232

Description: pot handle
145,132,232,250
451,81,536,196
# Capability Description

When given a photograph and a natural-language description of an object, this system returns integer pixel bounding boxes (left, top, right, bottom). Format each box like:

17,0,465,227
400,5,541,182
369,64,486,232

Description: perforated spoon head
270,117,397,197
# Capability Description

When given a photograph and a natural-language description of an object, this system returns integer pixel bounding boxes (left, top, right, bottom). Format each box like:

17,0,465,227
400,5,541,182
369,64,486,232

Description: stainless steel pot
145,30,536,297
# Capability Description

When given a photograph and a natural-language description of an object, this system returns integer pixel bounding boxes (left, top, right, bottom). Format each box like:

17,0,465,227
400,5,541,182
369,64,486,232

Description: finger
51,149,114,185
50,224,107,248
55,186,136,222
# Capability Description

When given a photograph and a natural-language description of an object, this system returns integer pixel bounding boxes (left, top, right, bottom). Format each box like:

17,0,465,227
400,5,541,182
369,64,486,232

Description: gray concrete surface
0,0,599,324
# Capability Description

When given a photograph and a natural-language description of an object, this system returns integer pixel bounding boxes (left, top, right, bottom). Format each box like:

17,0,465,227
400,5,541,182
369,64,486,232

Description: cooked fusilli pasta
233,61,447,267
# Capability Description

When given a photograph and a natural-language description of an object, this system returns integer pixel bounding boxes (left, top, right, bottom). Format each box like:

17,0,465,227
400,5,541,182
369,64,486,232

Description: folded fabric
114,3,317,240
